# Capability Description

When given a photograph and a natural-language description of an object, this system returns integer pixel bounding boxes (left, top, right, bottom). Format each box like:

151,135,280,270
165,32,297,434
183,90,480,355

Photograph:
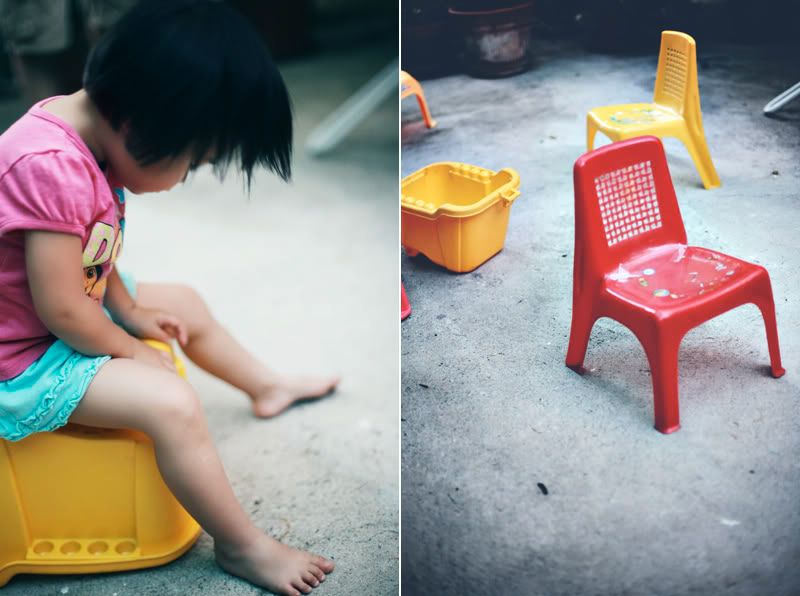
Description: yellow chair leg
679,129,720,189
586,117,599,151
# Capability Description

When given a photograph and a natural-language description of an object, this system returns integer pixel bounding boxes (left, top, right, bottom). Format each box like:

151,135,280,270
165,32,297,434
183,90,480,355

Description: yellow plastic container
401,162,521,272
0,341,200,588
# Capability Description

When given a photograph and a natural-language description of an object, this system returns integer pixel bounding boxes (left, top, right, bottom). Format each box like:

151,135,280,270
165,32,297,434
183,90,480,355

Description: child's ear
117,121,135,154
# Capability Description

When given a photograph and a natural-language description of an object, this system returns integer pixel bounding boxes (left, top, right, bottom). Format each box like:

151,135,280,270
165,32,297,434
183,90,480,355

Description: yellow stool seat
587,31,720,190
0,341,200,587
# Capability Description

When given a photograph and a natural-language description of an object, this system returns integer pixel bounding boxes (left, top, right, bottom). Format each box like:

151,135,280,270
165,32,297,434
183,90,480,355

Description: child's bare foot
215,534,335,595
251,374,339,418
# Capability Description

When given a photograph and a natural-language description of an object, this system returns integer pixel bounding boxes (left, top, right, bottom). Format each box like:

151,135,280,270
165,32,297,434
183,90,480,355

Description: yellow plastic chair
586,31,720,190
0,341,200,587
401,70,437,129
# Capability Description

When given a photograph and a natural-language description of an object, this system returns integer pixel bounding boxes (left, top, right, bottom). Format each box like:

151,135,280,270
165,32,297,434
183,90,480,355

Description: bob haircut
84,0,293,186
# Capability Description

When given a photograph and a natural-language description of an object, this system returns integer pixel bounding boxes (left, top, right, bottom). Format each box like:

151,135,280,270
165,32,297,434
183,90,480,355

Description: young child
0,1,339,594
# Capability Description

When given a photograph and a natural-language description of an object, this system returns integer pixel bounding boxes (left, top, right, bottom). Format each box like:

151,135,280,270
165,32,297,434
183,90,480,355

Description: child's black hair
84,0,292,186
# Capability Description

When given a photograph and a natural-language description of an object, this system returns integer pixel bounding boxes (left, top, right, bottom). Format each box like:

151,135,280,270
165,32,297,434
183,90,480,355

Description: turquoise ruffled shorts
0,272,137,442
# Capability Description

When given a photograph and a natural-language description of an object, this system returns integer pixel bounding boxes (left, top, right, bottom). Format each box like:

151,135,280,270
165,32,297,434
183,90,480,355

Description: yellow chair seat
589,103,683,132
0,341,200,587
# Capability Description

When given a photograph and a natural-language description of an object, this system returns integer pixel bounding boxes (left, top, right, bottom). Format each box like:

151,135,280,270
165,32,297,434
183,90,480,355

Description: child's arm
25,231,174,370
104,269,136,320
104,270,188,346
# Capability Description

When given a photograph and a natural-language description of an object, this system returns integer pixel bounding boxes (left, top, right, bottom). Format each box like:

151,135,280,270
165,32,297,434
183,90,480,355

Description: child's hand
131,339,177,372
122,306,188,346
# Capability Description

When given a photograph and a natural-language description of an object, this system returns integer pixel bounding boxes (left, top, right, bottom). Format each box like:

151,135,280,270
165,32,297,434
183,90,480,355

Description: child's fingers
175,320,188,346
169,321,188,346
145,325,172,343
157,313,188,345
159,350,176,372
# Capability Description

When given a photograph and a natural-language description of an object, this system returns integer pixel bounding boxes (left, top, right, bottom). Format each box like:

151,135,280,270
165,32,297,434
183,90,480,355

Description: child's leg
72,359,334,595
135,283,339,417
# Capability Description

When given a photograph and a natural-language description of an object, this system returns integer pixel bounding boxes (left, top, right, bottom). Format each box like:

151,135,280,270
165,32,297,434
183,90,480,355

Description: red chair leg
642,332,682,434
753,276,786,378
401,284,412,321
566,306,596,371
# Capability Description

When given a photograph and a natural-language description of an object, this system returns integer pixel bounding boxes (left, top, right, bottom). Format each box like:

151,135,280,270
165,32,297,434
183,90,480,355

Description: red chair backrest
572,136,687,288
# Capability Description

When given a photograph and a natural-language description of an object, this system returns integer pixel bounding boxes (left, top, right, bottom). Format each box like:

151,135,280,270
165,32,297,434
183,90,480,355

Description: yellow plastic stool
586,31,720,190
402,162,520,272
0,341,201,588
401,70,437,129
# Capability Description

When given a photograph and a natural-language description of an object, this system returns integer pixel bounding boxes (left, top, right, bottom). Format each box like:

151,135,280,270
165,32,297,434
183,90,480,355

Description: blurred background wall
402,0,800,79
0,0,397,125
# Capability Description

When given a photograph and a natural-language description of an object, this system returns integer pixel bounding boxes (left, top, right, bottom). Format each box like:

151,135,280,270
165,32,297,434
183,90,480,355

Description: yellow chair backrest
653,31,696,115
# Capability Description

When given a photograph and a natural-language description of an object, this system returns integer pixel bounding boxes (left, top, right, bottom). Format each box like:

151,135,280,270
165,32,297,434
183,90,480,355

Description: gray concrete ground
401,40,800,595
2,43,398,594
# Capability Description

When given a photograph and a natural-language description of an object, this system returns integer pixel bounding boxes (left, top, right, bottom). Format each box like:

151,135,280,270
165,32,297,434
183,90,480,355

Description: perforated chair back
653,31,695,114
573,136,686,287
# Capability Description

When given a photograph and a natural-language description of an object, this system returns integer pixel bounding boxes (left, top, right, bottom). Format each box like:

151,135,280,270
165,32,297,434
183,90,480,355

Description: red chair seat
604,244,757,311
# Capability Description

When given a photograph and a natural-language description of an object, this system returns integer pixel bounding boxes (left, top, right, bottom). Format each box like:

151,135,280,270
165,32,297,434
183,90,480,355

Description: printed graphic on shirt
81,218,123,303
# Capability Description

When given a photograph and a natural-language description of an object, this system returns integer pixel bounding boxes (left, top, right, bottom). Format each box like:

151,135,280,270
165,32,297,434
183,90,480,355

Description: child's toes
302,571,319,587
313,554,335,573
309,564,326,582
292,578,313,594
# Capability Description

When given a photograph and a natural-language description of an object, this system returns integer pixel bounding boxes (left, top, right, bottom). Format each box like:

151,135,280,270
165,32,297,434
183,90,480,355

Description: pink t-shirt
0,98,125,380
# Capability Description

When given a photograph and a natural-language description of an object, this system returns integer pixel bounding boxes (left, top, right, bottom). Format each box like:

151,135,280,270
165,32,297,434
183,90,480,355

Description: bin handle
500,188,520,206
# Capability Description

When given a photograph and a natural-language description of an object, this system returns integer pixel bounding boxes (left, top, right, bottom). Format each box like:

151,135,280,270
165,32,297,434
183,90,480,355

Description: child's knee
148,377,205,434
174,284,213,331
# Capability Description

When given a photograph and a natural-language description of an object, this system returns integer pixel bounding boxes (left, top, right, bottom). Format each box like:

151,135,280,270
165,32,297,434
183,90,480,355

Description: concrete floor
2,43,398,595
401,40,800,595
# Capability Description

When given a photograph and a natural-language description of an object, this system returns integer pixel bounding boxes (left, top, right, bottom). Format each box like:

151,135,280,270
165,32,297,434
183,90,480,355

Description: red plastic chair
401,284,412,321
567,136,784,434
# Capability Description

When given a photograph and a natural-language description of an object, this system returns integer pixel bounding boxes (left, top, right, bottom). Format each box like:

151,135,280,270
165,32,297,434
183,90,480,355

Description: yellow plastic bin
0,342,200,587
401,162,521,272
